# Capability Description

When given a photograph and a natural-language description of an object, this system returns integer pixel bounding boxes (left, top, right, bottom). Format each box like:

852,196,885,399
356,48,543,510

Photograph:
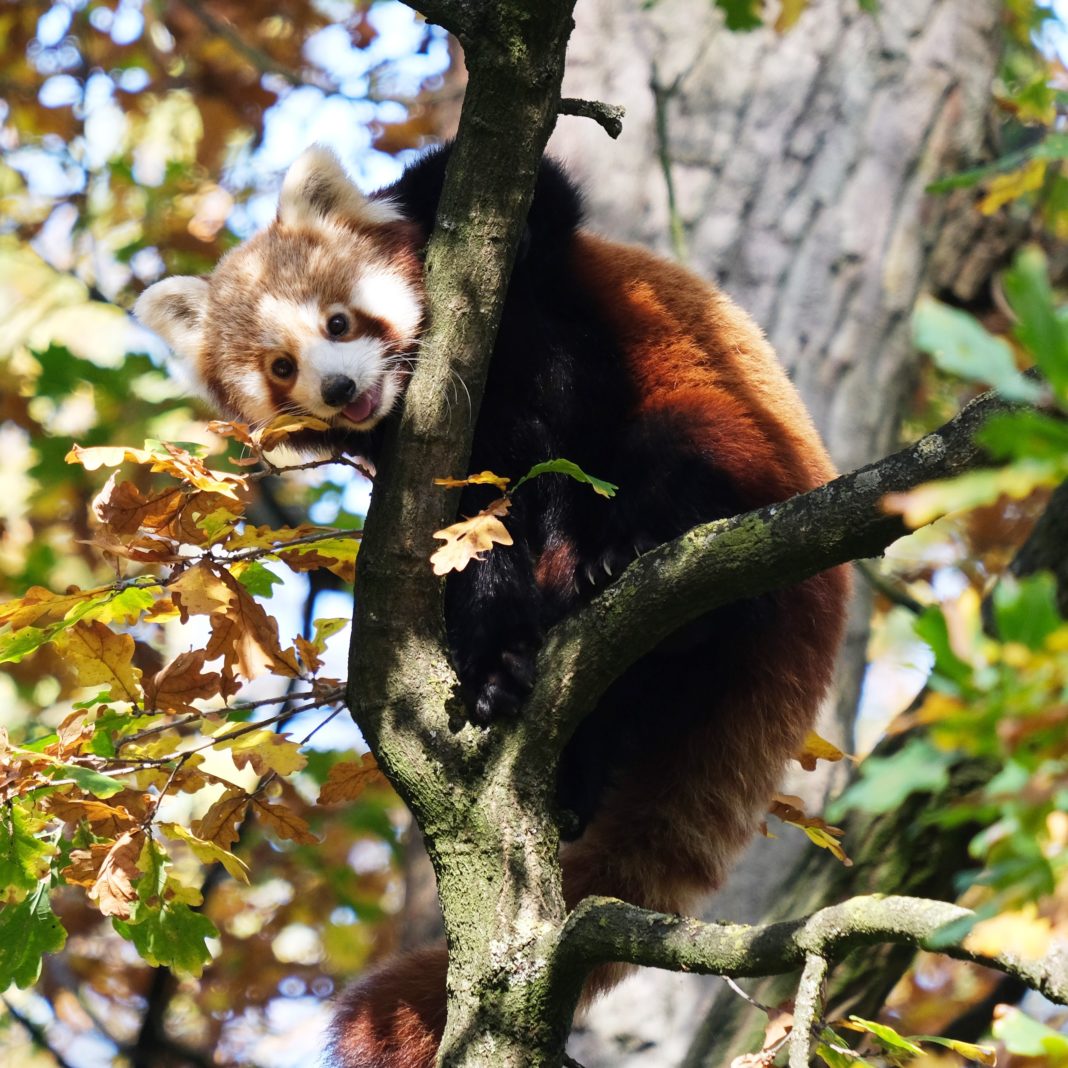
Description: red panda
135,144,850,1067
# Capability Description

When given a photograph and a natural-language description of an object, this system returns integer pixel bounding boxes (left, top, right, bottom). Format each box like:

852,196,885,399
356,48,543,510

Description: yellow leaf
964,905,1053,960
66,444,155,470
55,621,141,702
169,564,234,620
794,730,847,771
430,497,513,576
434,470,511,491
159,822,249,883
318,754,388,805
0,584,113,630
980,158,1047,215
774,0,807,32
769,794,852,866
213,728,307,777
253,414,331,451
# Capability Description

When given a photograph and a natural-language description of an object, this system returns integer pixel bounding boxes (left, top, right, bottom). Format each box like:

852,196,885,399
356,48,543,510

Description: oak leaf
170,564,234,621
318,754,388,805
88,830,145,918
430,497,513,576
252,797,318,845
434,470,511,491
769,794,852,866
159,822,249,884
794,730,847,772
55,621,141,702
214,728,307,776
192,789,249,850
143,649,221,713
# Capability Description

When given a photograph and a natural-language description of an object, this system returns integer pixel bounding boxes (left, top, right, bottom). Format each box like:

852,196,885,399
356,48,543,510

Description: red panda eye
327,313,348,337
271,356,296,380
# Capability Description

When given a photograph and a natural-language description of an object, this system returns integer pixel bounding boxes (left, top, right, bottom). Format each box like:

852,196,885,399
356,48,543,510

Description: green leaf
48,765,126,799
993,573,1063,649
992,1006,1068,1062
0,625,51,663
827,738,952,820
913,1036,995,1065
914,606,974,685
816,1029,878,1068
113,837,217,976
713,0,762,29
912,296,1042,402
977,410,1068,462
0,803,56,902
512,459,618,498
235,560,284,597
114,900,218,977
1002,246,1068,401
0,879,67,988
845,1017,924,1056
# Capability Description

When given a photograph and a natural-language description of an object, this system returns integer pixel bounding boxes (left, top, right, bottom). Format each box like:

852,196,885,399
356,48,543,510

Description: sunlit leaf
0,803,55,903
430,497,514,575
912,296,1041,402
0,880,66,989
827,738,952,820
512,458,618,498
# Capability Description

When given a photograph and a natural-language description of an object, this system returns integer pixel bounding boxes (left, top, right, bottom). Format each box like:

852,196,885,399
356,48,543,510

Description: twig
559,97,625,139
789,953,828,1068
854,559,925,615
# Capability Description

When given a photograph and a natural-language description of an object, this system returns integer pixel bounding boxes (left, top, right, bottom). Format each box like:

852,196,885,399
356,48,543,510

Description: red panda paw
470,647,537,724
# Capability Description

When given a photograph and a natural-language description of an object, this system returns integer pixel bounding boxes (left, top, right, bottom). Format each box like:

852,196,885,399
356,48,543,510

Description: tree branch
526,384,1017,751
559,97,625,138
555,894,1068,1006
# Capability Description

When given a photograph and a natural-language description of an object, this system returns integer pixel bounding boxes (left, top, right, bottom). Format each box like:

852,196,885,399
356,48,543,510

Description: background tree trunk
546,1,1011,1062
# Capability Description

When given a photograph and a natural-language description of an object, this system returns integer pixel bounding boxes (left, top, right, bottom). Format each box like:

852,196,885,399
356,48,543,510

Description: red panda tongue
342,385,381,425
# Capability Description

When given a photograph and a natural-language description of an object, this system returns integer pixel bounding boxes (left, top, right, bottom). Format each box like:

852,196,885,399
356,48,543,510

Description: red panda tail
329,944,447,1068
329,570,848,1064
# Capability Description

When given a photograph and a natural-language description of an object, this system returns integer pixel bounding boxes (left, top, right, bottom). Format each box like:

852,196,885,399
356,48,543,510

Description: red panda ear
278,146,403,229
134,276,209,364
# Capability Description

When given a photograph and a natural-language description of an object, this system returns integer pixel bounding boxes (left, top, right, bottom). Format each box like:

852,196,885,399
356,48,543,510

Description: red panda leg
329,945,448,1068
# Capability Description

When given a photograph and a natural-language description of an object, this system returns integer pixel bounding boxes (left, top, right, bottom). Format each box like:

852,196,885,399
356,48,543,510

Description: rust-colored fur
135,147,849,1068
329,231,848,1066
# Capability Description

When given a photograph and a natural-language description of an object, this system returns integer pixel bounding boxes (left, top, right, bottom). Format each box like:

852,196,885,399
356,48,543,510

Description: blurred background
3,0,1068,1065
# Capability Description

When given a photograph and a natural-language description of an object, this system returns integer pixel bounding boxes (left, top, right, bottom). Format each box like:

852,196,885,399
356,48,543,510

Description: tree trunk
548,1,1008,1063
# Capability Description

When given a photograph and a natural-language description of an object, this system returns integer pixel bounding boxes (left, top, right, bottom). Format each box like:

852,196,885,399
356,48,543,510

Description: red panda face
134,148,424,436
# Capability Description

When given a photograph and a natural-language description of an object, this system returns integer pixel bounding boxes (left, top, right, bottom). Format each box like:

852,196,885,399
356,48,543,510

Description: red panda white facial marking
134,146,424,439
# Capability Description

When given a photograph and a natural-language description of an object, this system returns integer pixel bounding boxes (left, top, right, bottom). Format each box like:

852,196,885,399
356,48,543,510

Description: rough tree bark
543,0,1019,1063
344,3,1059,1066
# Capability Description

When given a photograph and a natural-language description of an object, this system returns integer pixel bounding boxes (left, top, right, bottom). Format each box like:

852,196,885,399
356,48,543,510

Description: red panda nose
321,375,357,408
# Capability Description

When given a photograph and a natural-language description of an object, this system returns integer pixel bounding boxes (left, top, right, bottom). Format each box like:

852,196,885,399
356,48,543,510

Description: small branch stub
559,97,625,138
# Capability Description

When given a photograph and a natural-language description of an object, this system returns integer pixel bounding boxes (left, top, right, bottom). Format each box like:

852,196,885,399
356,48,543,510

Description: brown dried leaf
192,789,249,850
252,797,318,845
45,796,138,836
143,649,221,713
89,830,145,918
295,635,323,674
430,497,513,576
769,794,852,866
318,754,388,806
